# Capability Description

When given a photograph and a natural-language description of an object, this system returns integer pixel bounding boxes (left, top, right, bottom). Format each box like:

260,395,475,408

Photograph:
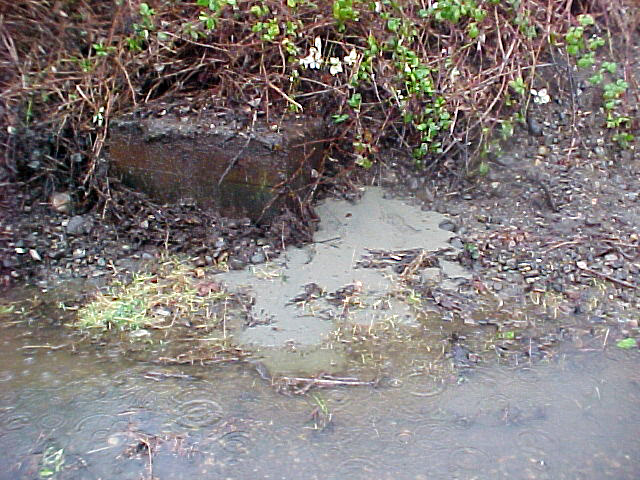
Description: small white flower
390,87,405,107
329,57,343,75
374,2,382,13
300,37,323,69
343,48,357,66
531,88,551,105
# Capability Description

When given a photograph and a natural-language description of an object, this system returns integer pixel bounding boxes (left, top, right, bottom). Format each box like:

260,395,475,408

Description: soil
1,45,639,366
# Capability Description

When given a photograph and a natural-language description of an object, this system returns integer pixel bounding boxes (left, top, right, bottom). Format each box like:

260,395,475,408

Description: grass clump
76,258,227,333
77,272,156,331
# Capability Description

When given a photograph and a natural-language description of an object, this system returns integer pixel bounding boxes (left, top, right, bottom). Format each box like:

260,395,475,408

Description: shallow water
2,188,639,479
1,323,639,480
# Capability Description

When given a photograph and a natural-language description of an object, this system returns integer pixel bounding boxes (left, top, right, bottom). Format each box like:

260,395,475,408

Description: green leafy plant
566,16,633,148
509,77,526,97
252,17,281,41
333,0,359,31
92,42,115,57
308,393,332,430
38,446,65,479
126,2,156,50
76,259,227,333
616,337,637,349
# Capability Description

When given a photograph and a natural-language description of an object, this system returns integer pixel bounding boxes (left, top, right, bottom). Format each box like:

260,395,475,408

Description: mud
225,187,456,346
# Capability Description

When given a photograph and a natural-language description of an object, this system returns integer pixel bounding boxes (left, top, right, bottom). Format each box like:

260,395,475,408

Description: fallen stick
279,375,376,387
20,344,68,350
576,262,638,290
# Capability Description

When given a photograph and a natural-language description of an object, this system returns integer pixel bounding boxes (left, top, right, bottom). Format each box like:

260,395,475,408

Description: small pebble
228,258,246,270
250,252,266,264
527,117,543,136
439,219,457,232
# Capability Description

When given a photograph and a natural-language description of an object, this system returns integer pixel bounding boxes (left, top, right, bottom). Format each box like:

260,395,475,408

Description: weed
4,0,637,196
76,257,227,333
38,445,65,479
564,14,634,148
308,393,332,430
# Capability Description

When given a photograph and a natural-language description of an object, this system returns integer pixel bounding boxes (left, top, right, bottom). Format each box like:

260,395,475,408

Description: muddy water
1,324,639,479
2,188,639,479
224,188,461,374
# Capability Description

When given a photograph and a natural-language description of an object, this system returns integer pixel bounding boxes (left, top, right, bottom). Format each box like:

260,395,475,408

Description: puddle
0,324,638,479
224,188,457,371
2,186,638,478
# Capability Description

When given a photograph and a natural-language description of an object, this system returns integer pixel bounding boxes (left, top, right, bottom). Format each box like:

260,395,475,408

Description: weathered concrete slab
108,111,325,221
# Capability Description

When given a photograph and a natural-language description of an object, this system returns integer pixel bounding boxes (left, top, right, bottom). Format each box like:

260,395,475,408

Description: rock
108,112,327,222
250,251,266,264
527,116,543,136
584,216,601,227
449,237,464,250
50,192,71,214
604,253,619,263
420,267,442,284
451,344,470,366
130,329,150,338
66,215,91,235
438,219,457,232
228,257,246,270
48,249,66,260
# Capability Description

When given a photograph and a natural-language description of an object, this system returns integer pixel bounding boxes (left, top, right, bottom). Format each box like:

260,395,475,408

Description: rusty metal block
108,111,325,222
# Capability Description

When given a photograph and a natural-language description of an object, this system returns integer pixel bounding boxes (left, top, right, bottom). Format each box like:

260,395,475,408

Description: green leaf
348,92,362,109
497,331,515,339
578,14,595,26
589,72,603,85
616,338,637,349
387,18,400,32
465,243,480,260
332,113,349,124
140,2,155,16
508,77,526,96
39,468,54,478
588,37,605,51
577,53,595,69
468,22,479,39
